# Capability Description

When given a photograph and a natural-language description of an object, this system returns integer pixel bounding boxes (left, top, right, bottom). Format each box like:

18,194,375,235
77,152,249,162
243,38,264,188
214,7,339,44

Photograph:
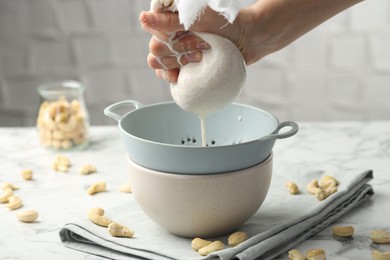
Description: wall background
0,0,389,126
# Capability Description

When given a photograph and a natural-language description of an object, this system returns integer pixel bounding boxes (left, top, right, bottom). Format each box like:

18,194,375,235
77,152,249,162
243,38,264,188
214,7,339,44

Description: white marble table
0,123,389,260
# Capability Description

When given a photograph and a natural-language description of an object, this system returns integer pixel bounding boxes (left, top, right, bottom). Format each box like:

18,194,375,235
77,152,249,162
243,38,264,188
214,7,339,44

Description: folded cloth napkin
60,166,374,260
150,0,241,30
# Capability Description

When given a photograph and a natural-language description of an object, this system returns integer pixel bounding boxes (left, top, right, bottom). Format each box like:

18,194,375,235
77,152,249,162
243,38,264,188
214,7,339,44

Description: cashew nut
191,238,213,251
16,210,39,223
53,163,69,172
308,176,338,201
55,155,72,167
372,250,390,260
6,195,23,210
371,230,390,244
198,241,224,256
288,249,305,260
307,180,321,195
87,181,106,195
21,169,33,180
61,140,73,149
315,186,338,201
51,140,62,149
319,175,339,189
80,164,97,175
286,181,300,195
2,182,19,190
306,248,326,260
228,231,248,247
118,183,132,193
52,155,71,172
332,225,354,237
108,222,134,238
88,207,112,227
0,188,13,203
58,116,78,132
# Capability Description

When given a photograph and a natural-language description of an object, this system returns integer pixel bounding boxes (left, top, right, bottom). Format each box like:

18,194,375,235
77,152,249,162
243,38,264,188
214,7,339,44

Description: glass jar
36,81,89,150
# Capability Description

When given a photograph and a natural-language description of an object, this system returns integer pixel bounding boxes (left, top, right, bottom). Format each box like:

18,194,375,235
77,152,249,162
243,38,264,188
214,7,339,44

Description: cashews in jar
37,81,89,150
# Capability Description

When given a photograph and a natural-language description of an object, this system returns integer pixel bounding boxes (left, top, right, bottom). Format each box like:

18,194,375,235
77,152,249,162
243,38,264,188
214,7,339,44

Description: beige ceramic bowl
127,153,273,238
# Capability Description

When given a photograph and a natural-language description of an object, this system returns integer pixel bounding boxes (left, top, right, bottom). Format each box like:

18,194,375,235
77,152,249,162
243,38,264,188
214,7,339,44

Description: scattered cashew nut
21,169,33,180
80,164,97,175
371,230,390,244
372,250,390,260
228,231,248,247
16,210,39,223
308,175,339,201
87,181,106,195
53,163,69,172
52,155,72,172
319,175,339,189
307,180,321,195
55,155,71,166
332,225,354,238
88,207,112,227
108,222,134,238
306,248,326,260
2,182,19,190
198,241,224,256
288,249,305,260
286,181,300,195
191,238,213,251
0,188,13,203
316,186,338,201
118,183,132,193
6,195,23,210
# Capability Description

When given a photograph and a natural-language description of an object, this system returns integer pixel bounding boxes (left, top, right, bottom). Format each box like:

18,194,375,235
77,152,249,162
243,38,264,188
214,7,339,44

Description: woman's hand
139,7,245,83
139,0,363,83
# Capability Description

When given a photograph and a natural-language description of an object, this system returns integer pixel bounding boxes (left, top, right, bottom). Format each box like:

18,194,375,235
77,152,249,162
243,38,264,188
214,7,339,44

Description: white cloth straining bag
151,0,241,30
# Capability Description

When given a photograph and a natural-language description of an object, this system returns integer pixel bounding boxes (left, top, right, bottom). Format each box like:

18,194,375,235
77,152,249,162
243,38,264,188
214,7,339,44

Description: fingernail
162,70,168,82
156,69,163,79
142,13,156,27
166,70,179,83
197,41,211,50
186,51,202,62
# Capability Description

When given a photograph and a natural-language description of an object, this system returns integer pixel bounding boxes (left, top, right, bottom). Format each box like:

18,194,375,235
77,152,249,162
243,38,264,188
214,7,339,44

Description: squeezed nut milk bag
150,0,246,146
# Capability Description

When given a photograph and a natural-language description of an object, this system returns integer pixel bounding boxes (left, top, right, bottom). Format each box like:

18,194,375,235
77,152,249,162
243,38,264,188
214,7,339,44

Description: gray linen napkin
59,167,373,260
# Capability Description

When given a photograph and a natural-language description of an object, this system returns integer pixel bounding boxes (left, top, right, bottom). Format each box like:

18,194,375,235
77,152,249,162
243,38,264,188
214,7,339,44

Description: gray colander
104,100,298,174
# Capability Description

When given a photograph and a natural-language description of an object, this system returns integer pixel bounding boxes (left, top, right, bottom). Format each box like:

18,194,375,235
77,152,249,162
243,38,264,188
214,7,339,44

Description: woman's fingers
172,33,211,53
156,69,180,83
149,33,210,57
140,7,236,84
147,51,203,70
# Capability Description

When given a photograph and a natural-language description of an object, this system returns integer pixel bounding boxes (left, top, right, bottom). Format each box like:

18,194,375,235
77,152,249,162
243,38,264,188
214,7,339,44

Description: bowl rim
118,101,280,149
127,152,273,177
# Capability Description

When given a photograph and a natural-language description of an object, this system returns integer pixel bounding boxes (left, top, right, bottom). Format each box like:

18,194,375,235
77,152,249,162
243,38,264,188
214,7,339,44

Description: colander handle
260,121,299,141
104,100,144,121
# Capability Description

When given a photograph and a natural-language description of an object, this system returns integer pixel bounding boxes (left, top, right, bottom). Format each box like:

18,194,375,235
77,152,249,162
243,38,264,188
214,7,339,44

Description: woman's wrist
236,0,364,64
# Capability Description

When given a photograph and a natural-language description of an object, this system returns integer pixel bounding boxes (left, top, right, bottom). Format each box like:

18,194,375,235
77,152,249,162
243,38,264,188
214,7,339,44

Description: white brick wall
0,0,389,126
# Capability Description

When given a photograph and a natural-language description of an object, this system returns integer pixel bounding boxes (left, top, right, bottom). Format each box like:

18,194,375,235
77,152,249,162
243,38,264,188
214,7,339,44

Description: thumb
140,8,235,36
140,8,241,53
140,11,185,33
